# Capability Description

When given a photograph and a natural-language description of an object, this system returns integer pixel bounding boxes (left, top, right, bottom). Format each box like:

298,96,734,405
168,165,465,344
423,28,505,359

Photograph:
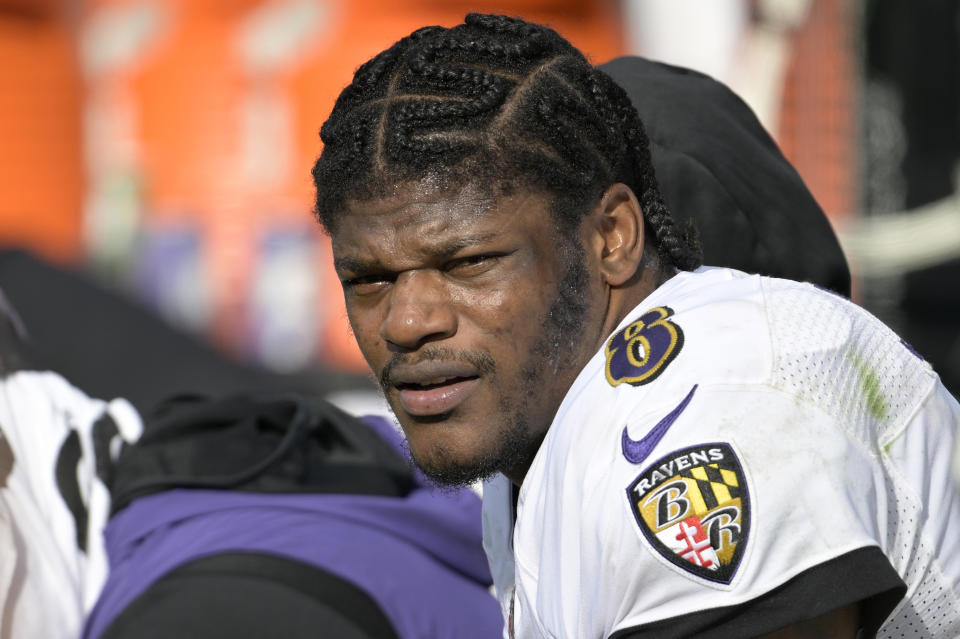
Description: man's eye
342,275,392,295
446,254,500,275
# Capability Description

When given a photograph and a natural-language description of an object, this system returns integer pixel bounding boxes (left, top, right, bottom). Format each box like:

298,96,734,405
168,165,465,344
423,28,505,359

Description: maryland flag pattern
626,443,750,584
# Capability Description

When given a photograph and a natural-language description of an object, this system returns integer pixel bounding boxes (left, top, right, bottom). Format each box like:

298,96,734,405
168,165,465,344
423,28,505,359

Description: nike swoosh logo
621,384,698,464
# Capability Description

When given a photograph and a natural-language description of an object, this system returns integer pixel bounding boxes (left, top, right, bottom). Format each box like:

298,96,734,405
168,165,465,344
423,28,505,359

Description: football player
312,14,960,638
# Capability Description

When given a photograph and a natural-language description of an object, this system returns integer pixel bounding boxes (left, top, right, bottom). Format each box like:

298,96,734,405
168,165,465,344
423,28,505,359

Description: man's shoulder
577,267,780,409
611,266,933,392
530,264,938,523
611,267,776,388
511,268,954,638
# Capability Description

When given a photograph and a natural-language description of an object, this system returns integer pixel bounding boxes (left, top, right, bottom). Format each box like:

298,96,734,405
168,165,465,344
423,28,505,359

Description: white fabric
482,266,960,638
0,371,142,639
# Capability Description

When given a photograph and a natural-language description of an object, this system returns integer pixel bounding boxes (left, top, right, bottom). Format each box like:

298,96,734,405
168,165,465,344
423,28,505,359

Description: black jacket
601,56,851,297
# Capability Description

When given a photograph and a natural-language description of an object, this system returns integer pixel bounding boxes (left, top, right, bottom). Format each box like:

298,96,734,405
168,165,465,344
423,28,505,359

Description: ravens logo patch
626,443,749,584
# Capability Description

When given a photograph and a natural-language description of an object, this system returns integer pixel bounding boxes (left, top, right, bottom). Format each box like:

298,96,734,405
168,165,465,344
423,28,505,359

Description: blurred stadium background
1,0,957,398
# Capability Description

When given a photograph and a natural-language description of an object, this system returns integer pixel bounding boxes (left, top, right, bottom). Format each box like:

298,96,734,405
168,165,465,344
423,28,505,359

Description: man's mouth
396,376,480,417
387,363,483,417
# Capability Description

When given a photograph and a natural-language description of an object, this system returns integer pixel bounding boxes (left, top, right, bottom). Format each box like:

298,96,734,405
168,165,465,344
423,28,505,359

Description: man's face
331,182,607,485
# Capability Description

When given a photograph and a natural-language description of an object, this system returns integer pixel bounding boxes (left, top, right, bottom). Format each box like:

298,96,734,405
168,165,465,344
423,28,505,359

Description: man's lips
386,361,482,417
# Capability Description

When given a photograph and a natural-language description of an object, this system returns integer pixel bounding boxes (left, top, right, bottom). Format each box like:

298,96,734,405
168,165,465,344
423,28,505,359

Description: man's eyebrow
333,255,376,275
335,231,502,274
427,231,500,259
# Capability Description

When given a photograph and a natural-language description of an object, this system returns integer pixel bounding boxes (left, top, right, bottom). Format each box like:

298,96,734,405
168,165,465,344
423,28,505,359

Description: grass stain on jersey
848,353,889,421
0,431,12,486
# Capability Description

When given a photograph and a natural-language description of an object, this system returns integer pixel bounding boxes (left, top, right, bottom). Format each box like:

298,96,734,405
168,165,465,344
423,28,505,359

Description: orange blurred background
0,0,862,374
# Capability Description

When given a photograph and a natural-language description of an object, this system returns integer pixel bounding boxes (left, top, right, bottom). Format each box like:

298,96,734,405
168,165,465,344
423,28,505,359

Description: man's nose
380,270,456,350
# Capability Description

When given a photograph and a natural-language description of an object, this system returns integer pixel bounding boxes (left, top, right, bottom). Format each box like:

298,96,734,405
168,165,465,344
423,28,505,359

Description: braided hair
312,13,701,271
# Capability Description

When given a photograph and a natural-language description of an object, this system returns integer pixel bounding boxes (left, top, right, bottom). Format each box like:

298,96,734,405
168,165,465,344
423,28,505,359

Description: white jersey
0,370,142,639
482,266,960,639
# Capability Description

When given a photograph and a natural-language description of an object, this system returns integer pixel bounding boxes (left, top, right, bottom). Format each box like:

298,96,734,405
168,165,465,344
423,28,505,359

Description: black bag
109,393,413,514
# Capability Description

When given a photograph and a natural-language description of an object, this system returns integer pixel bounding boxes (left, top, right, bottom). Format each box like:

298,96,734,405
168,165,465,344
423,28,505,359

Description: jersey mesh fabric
763,280,960,637
879,479,960,638
764,281,931,448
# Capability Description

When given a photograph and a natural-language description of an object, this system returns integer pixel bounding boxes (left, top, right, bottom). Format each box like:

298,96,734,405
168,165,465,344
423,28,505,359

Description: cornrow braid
312,13,702,271
592,70,703,271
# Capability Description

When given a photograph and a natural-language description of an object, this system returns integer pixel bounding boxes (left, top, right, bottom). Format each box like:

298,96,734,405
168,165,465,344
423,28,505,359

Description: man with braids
313,13,960,639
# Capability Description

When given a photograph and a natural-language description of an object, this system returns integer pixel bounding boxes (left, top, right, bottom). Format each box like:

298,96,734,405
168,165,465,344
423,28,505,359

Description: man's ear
591,183,645,287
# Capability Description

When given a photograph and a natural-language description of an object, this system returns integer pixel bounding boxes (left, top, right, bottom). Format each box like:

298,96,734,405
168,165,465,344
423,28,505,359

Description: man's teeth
402,376,472,390
412,377,454,388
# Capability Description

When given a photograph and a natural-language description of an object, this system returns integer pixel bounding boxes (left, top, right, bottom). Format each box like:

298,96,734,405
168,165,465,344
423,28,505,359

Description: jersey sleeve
605,384,907,638
609,548,903,638
0,371,143,625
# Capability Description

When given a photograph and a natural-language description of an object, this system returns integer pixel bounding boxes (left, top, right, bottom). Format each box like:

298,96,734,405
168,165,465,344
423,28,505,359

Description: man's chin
409,426,535,488
408,441,505,487
415,458,499,488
